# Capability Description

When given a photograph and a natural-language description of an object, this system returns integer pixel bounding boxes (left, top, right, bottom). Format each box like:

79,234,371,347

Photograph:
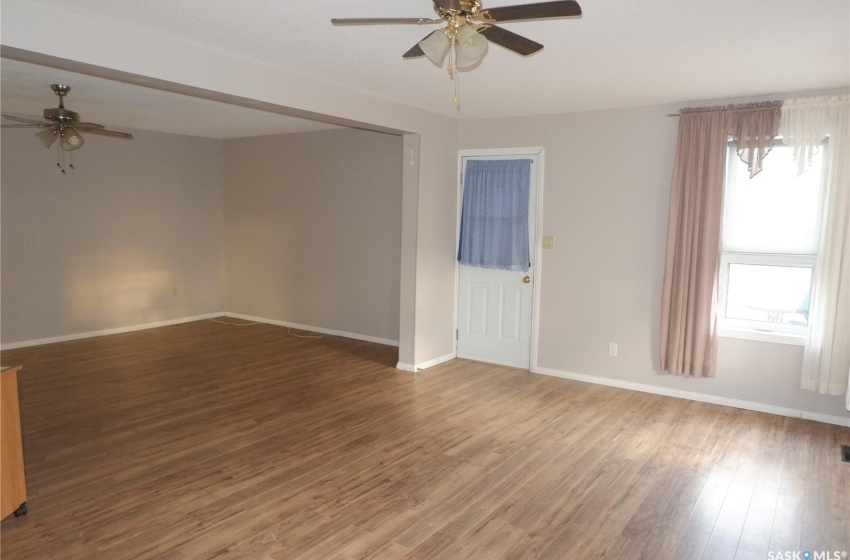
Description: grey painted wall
223,128,403,342
3,93,842,419
1,126,404,348
1,128,225,343
413,121,461,364
459,103,848,419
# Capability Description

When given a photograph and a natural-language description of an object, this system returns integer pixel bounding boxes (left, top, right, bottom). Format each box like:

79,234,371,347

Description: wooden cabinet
1,365,27,519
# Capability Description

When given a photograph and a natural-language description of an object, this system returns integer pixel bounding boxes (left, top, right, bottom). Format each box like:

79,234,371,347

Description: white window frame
718,253,815,345
717,140,825,346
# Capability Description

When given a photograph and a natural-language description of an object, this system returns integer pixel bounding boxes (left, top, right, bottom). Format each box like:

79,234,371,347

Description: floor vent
843,445,850,464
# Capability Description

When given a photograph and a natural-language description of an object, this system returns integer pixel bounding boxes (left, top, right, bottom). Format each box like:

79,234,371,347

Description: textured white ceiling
21,0,849,119
0,59,340,139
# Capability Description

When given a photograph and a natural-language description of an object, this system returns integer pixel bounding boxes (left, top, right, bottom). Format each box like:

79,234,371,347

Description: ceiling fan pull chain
447,40,455,79
55,140,63,173
453,41,461,106
449,39,459,105
454,67,460,106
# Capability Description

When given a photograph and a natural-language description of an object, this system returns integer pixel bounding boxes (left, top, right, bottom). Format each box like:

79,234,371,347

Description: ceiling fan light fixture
4,84,134,173
419,30,451,67
60,127,85,151
36,127,58,149
455,25,488,69
331,0,583,105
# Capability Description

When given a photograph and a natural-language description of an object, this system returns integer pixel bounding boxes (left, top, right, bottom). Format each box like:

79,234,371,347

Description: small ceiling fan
2,84,134,173
332,0,582,103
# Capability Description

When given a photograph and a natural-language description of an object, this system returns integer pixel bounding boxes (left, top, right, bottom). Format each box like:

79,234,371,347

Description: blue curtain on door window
458,159,532,272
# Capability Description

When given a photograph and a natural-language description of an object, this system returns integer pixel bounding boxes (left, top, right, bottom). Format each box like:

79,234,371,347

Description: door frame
453,147,546,370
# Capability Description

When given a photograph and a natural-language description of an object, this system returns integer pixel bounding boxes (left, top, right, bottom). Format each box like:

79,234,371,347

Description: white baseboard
532,365,850,428
0,313,226,351
396,352,456,372
223,312,399,347
416,352,456,370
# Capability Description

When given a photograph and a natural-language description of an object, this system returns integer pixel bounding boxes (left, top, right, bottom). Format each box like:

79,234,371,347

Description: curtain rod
665,105,780,118
666,96,847,118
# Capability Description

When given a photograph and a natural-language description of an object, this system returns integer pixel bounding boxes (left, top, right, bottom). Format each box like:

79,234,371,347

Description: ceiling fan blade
403,34,432,58
481,0,582,23
2,114,49,126
1,124,51,128
76,122,105,129
80,128,134,139
433,0,462,10
479,25,544,56
332,17,440,26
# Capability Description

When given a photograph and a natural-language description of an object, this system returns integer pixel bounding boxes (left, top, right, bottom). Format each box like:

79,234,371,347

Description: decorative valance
780,95,850,174
680,100,782,178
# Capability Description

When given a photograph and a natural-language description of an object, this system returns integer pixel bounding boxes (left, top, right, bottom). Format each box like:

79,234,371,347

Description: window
719,140,826,342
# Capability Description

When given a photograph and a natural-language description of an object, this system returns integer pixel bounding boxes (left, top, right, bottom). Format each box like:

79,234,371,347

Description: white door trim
454,147,546,371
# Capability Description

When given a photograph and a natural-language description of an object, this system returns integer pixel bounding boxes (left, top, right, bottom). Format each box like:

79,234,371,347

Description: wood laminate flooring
1,320,848,559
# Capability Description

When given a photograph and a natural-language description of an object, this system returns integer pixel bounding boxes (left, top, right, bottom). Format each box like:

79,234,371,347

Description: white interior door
456,154,539,369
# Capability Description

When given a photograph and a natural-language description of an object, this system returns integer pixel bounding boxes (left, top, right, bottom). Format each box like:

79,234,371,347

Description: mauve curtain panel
660,102,781,377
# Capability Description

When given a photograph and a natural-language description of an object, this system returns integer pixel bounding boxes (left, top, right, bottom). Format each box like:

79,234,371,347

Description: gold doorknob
522,276,531,284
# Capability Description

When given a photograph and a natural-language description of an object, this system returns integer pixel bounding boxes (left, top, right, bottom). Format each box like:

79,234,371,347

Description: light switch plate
542,236,555,250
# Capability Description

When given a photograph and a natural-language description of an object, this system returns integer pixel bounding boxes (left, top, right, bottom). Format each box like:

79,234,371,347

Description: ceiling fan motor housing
436,0,482,17
44,107,80,123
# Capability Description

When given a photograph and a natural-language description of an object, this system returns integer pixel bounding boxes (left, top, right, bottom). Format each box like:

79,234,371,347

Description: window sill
719,327,806,346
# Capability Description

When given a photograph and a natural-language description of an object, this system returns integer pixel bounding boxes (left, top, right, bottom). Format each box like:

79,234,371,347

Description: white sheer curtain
780,96,850,409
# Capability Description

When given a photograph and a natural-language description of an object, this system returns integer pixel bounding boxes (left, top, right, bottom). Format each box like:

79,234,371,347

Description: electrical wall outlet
542,236,555,250
608,342,618,357
172,287,179,297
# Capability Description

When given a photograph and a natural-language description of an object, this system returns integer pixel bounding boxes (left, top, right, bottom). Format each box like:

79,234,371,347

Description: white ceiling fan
332,0,582,104
2,84,134,173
